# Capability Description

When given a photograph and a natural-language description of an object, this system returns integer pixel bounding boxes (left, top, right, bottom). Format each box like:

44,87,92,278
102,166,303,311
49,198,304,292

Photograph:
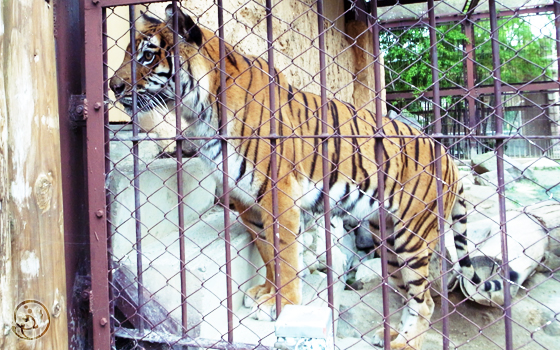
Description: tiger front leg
245,176,302,321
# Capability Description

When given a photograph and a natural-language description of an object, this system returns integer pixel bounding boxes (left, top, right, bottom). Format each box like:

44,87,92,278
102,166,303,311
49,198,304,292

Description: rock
463,184,499,216
302,216,352,279
471,152,498,174
386,109,422,129
524,158,560,189
332,218,358,271
542,314,560,337
471,151,528,178
526,158,560,170
458,170,475,190
525,201,560,257
354,258,381,286
336,286,402,340
474,169,515,189
538,251,560,272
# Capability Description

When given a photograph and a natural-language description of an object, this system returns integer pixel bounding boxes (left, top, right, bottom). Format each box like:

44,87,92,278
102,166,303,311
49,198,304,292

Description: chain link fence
85,0,560,349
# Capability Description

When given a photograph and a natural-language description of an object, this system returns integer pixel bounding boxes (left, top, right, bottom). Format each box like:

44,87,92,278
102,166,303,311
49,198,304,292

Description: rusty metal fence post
488,1,513,349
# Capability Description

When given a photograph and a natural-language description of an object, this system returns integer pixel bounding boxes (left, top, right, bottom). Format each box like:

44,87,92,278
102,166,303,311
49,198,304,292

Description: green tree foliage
381,14,555,92
380,23,467,93
474,15,555,85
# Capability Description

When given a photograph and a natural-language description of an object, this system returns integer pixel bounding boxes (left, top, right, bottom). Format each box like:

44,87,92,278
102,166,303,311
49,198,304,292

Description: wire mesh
87,1,560,349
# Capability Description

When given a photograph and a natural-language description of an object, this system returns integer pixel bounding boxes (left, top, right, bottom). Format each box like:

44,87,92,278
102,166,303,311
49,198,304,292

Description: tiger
109,5,502,349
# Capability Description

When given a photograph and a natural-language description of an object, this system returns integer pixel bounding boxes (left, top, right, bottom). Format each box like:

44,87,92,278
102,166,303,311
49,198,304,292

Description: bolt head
95,210,104,218
93,102,102,110
100,317,107,326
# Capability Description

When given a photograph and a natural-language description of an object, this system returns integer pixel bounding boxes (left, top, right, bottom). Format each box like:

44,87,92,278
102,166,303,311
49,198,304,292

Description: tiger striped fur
109,6,500,349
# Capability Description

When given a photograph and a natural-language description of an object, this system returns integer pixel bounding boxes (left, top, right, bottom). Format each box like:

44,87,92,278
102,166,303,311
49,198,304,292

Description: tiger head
110,5,216,121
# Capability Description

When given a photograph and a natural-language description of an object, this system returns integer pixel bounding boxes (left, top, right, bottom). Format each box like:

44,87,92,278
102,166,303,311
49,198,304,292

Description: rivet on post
95,209,104,218
99,318,107,327
93,102,102,110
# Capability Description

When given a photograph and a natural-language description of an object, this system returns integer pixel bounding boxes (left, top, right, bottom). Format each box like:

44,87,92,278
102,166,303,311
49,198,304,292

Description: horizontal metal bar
96,0,170,8
381,4,554,28
109,133,560,143
114,328,273,350
386,81,560,100
378,0,429,7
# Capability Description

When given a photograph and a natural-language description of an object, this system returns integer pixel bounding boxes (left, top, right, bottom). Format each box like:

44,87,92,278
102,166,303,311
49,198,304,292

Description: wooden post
0,0,69,348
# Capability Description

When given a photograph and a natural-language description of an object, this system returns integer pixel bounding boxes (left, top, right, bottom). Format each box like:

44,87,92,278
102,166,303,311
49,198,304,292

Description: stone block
275,305,332,339
108,157,218,252
108,154,348,344
113,207,262,341
109,128,161,163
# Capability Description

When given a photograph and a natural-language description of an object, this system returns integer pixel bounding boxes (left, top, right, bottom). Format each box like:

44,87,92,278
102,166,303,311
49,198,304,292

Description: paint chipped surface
11,181,32,208
21,250,40,277
8,28,34,209
41,114,59,130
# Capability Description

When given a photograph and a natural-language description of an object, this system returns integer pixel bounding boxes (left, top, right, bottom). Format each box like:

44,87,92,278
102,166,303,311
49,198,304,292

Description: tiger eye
143,51,154,62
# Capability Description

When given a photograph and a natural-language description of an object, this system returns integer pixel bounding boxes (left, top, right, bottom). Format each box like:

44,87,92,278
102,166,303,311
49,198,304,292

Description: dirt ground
336,270,560,350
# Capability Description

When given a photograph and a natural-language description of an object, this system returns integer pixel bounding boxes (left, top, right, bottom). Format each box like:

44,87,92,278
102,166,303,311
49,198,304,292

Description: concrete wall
107,0,386,123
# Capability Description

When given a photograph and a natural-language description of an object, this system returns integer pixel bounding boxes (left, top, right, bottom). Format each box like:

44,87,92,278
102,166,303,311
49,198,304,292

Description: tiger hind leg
244,174,302,321
372,224,435,350
237,204,276,310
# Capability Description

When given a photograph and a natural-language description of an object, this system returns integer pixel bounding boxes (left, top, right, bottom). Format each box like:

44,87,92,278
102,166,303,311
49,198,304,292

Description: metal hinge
69,94,87,128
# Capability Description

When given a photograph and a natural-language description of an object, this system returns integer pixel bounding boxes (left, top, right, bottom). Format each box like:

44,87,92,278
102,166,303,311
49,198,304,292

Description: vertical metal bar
428,2,441,134
371,2,391,349
265,0,282,316
464,19,477,157
171,0,188,336
84,1,111,348
128,4,144,333
316,0,334,313
555,1,560,82
103,7,116,334
428,1,449,349
55,0,88,343
217,0,234,342
488,1,513,350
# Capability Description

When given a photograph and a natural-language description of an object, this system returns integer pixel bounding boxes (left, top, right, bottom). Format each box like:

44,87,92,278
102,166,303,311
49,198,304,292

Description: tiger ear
164,5,203,47
138,11,162,27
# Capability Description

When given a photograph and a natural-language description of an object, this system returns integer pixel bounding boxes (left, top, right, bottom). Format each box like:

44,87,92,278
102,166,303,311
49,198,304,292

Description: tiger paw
244,284,273,309
249,293,277,321
372,328,406,349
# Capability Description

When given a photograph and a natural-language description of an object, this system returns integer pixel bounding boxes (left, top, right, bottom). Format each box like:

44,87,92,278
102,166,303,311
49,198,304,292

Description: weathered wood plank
0,0,69,348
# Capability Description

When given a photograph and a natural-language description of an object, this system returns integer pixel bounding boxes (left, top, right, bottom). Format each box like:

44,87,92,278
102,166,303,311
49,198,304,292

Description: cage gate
82,0,560,349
